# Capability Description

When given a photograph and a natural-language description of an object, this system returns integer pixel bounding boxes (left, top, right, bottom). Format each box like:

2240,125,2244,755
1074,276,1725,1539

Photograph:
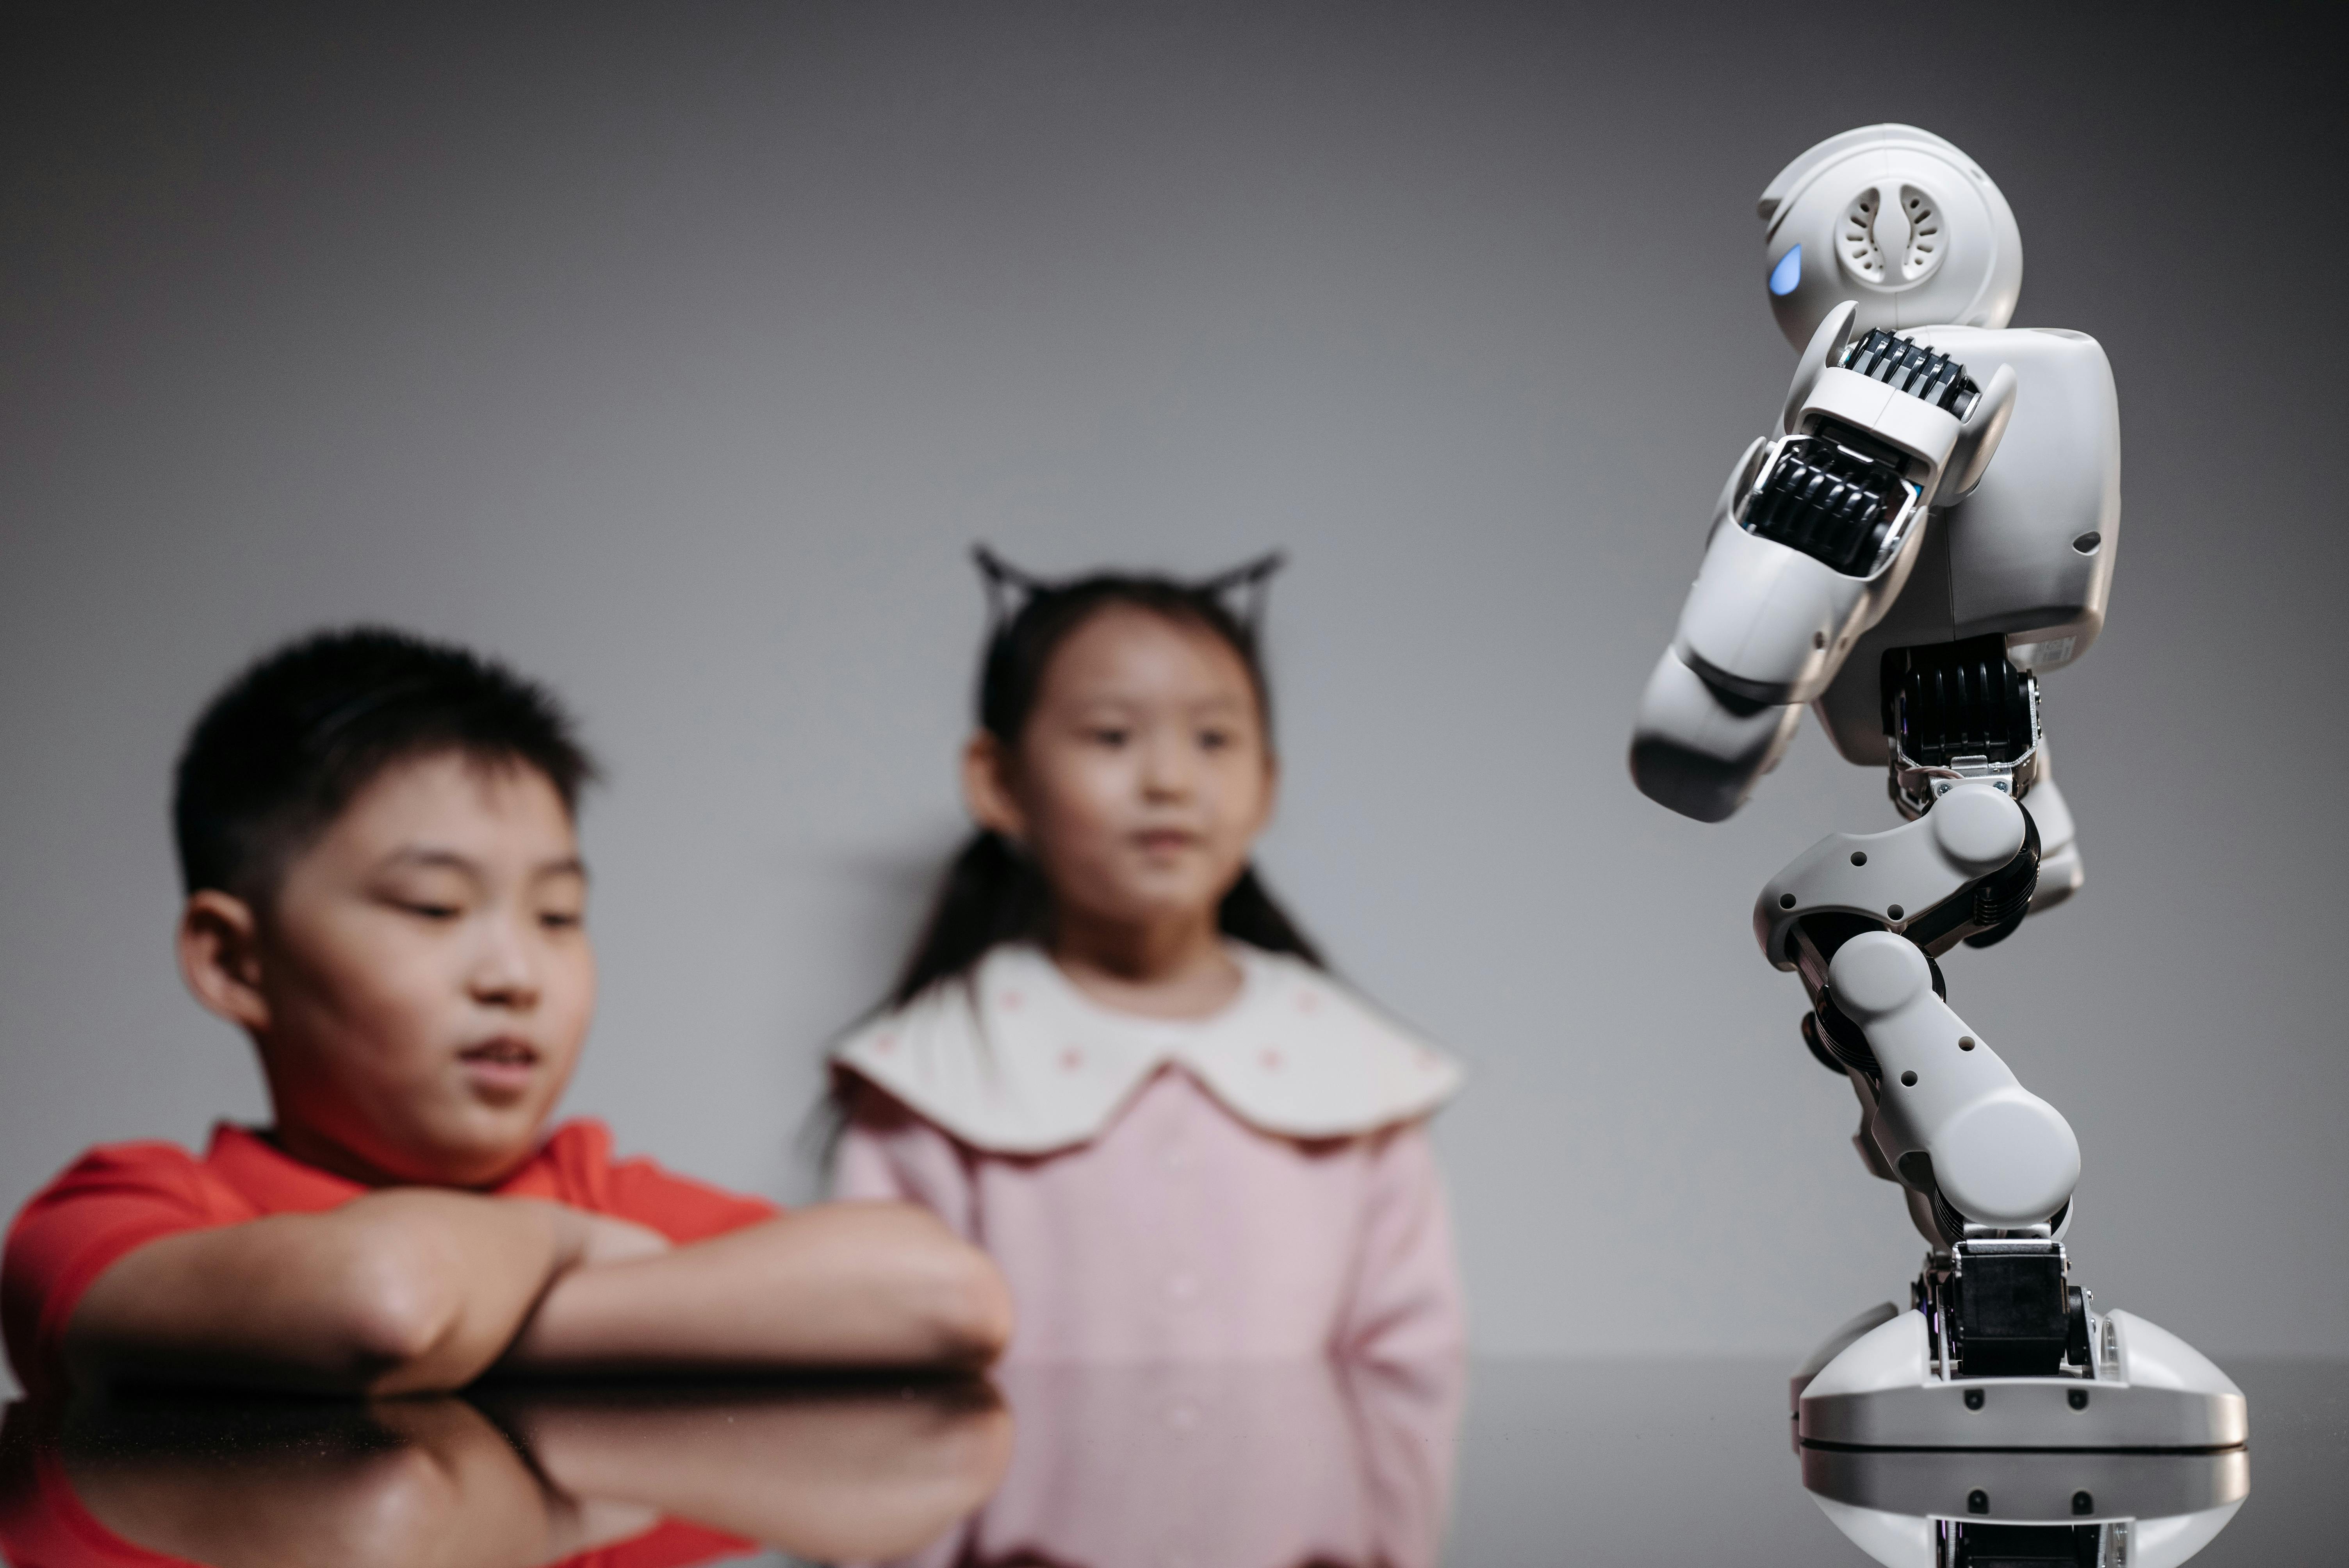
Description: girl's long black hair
883,545,1324,1009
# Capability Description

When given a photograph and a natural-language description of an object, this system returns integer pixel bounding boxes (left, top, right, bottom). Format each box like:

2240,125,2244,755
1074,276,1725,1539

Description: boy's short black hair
173,627,599,904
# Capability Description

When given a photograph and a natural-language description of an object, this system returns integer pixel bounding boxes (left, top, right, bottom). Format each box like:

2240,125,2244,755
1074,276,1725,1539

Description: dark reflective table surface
3,1358,2337,1566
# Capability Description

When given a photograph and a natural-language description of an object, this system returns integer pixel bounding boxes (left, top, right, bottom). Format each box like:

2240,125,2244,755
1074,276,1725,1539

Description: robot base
1794,1304,2247,1453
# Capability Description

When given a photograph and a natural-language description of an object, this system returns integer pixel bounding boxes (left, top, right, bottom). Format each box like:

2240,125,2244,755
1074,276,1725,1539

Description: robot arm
1631,302,2016,821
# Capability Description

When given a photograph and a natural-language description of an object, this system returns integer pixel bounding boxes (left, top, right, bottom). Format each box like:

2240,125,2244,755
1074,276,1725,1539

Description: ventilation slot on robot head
1837,188,1886,283
1896,184,1943,282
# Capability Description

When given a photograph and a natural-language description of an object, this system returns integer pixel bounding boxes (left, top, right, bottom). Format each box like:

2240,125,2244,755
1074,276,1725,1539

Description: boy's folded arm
499,1200,1013,1372
65,1188,592,1395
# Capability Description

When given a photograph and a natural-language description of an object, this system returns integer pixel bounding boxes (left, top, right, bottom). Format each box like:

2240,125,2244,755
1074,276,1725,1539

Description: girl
829,549,1464,1363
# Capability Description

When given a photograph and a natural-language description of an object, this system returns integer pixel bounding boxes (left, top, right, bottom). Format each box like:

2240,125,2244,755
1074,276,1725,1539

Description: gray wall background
5,3,2344,1399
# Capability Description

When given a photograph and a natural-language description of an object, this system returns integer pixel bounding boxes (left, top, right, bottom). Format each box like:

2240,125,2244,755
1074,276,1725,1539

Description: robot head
1757,125,2023,349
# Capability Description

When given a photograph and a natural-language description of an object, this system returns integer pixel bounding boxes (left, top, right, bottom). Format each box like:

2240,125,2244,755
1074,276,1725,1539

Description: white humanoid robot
1629,125,2246,1520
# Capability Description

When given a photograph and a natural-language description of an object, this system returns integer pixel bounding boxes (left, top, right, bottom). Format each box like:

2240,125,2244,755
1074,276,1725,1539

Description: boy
1,628,1012,1397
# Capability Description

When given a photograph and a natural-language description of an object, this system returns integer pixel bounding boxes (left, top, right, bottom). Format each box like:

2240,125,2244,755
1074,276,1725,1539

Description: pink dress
830,943,1466,1364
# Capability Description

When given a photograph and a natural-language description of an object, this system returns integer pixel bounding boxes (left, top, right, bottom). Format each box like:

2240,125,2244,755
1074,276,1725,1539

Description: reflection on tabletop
884,1357,1463,1568
1802,1445,2249,1568
0,1357,1462,1568
0,1379,1012,1568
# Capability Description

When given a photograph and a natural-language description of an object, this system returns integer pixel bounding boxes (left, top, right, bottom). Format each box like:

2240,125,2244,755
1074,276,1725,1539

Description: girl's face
968,603,1276,934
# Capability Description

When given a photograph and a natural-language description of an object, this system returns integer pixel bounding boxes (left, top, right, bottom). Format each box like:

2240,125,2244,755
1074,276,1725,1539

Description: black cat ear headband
971,543,1287,633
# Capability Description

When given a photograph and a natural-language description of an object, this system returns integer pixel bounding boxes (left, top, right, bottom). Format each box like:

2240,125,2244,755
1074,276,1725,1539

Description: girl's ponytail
886,828,1052,1007
1213,864,1324,969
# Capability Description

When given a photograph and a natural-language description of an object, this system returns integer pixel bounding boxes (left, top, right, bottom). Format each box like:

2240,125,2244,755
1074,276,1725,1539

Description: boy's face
241,750,594,1187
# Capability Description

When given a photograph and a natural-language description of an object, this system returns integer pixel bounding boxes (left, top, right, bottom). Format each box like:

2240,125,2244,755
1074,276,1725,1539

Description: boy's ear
960,732,1028,845
177,891,273,1032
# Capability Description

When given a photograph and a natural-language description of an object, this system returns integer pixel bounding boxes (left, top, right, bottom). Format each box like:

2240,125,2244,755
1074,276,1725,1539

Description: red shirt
1,1119,778,1399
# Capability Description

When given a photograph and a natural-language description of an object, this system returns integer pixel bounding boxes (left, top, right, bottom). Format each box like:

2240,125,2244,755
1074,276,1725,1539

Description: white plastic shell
1674,518,1926,707
1803,368,1959,478
1798,1307,2248,1454
1759,124,2024,350
1755,783,2027,965
1827,928,2079,1226
1636,300,2045,819
1813,326,2121,767
1627,647,1802,823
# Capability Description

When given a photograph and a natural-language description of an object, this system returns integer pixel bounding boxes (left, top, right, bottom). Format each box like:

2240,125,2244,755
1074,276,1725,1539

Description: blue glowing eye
1769,244,1802,297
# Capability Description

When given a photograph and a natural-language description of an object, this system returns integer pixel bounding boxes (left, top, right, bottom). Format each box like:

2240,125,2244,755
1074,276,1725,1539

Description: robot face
1757,125,2023,350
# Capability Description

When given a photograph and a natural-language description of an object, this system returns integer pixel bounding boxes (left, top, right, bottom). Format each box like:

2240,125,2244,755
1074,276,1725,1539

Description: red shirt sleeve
2,1144,252,1401
4,1123,778,1399
519,1121,780,1244
598,1152,780,1244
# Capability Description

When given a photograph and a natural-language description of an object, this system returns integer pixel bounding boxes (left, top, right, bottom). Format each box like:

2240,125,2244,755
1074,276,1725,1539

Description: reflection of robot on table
1804,1443,2249,1568
1629,123,2246,1563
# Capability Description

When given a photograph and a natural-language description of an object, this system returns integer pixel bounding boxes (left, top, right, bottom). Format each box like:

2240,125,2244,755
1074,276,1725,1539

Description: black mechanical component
1785,911,1948,1000
2066,1285,2092,1369
1963,805,2042,949
1951,1243,2072,1377
1931,1183,1970,1248
1842,327,1982,418
1799,1010,1847,1075
1742,425,1913,576
1786,910,1879,983
1883,634,2039,772
1971,813,2041,930
1942,1522,2102,1567
1811,989,1879,1079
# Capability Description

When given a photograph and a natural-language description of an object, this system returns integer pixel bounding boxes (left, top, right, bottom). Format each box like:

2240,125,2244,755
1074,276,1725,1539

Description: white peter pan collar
832,944,1464,1156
